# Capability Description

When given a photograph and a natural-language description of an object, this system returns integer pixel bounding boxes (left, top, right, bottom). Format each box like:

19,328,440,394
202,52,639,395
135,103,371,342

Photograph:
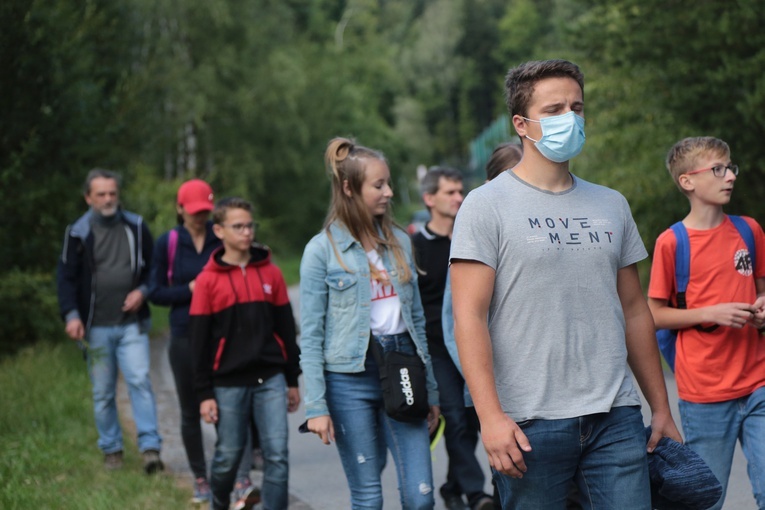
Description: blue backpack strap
728,215,756,273
669,222,690,303
657,222,689,372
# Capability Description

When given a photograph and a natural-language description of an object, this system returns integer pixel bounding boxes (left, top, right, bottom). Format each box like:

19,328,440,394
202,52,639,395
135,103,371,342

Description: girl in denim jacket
300,137,440,509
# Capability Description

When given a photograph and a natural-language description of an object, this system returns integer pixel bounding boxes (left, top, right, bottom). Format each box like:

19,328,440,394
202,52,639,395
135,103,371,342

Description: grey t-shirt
91,217,136,326
450,171,646,421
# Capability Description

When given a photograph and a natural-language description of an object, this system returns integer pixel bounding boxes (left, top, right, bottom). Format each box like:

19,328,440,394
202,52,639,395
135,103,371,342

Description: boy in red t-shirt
648,136,765,509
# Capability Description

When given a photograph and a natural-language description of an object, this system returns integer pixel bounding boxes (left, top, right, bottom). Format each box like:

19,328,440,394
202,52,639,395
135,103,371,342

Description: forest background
2,0,764,355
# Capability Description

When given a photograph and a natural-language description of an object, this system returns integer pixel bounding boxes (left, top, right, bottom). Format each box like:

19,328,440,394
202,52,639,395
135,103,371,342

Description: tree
0,0,144,272
566,0,765,250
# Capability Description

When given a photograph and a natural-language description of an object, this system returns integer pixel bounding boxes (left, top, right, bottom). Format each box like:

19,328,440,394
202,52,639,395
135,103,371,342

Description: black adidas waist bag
370,340,430,422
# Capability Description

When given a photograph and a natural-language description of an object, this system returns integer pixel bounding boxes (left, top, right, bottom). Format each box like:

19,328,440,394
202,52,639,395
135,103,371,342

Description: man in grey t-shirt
450,59,681,509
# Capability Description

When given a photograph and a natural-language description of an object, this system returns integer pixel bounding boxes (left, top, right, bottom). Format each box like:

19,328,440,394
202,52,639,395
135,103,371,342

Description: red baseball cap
177,179,214,214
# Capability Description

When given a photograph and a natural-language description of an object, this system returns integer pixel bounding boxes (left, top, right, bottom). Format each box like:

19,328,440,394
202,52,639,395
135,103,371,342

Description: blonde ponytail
321,137,412,283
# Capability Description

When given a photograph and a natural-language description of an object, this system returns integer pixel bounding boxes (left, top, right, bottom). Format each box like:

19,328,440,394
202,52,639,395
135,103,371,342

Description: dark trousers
169,334,207,478
431,350,487,506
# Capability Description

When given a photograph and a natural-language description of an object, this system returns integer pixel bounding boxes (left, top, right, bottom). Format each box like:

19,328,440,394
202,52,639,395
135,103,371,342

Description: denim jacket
299,222,439,419
442,271,474,406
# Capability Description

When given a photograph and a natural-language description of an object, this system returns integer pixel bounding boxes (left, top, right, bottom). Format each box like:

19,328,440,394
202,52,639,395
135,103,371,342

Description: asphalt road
122,285,757,509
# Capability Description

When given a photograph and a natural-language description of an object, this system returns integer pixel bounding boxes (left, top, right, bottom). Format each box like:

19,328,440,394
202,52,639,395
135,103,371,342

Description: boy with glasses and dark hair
191,197,301,510
648,136,765,510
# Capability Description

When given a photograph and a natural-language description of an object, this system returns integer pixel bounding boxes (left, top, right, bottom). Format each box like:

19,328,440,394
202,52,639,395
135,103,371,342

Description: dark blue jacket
56,209,153,331
148,222,221,338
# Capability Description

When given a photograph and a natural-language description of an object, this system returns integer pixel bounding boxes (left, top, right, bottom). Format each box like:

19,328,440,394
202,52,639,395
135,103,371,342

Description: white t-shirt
367,249,407,335
450,171,646,421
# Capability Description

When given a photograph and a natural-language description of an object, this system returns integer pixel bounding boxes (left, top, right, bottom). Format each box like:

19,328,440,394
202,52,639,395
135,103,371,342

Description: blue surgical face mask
523,111,586,163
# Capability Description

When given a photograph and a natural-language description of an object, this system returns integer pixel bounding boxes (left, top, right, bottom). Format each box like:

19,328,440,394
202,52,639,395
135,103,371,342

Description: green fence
468,115,515,179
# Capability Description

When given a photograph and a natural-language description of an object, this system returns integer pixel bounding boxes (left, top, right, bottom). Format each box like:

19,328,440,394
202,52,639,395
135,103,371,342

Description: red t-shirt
648,215,765,403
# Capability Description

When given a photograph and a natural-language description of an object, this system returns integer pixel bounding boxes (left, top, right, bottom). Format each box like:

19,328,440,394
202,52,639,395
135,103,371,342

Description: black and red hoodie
190,243,300,403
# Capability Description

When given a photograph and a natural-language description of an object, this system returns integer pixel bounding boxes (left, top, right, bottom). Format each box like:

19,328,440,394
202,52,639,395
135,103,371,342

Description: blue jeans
86,323,162,454
430,349,486,505
210,374,290,510
326,333,435,509
679,386,765,510
493,405,649,509
168,335,253,481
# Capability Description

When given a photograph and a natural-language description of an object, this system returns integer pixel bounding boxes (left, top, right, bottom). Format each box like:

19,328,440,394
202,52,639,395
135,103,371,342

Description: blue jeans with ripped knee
326,333,435,510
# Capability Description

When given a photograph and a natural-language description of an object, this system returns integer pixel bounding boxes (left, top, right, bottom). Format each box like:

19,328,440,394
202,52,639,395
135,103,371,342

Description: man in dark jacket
57,169,163,473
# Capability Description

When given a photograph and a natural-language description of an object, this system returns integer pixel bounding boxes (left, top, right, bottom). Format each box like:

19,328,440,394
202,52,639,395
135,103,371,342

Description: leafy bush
122,164,185,241
0,270,64,356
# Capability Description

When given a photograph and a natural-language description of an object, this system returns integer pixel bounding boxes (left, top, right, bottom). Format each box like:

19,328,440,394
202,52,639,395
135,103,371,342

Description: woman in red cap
149,179,255,504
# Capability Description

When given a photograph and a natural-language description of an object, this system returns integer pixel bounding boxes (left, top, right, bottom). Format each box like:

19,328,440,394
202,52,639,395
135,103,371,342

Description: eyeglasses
222,222,257,234
685,164,739,178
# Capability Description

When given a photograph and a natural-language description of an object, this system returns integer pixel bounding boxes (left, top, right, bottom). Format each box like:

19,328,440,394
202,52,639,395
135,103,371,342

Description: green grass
149,303,171,338
0,340,191,510
272,254,302,287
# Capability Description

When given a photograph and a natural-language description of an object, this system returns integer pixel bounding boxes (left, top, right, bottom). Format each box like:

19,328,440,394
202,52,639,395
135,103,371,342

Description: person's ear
678,174,695,193
212,223,225,240
422,193,436,209
343,179,352,198
512,114,529,138
176,205,184,216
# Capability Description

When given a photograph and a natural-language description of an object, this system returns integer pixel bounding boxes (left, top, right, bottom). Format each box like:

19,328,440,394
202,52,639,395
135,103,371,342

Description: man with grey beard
57,168,163,474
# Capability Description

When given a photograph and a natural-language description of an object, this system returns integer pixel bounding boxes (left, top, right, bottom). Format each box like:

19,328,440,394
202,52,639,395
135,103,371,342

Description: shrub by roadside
0,270,62,357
